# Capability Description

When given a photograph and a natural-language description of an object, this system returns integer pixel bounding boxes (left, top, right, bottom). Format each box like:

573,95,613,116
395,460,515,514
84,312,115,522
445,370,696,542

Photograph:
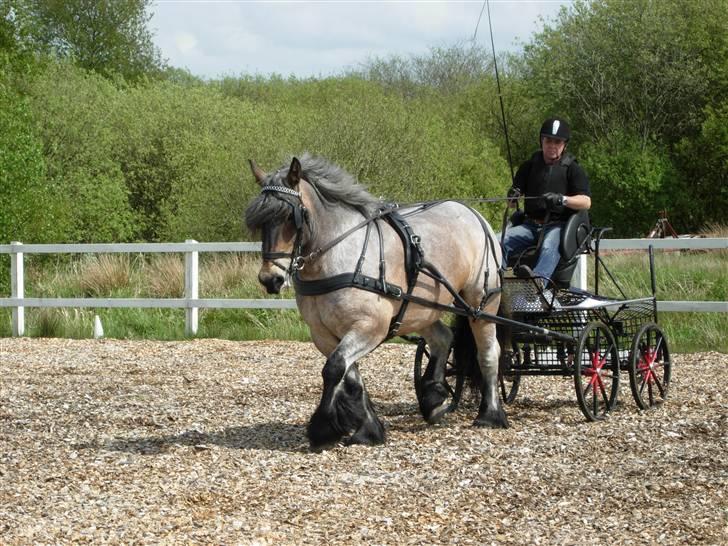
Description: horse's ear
249,160,267,186
286,157,302,188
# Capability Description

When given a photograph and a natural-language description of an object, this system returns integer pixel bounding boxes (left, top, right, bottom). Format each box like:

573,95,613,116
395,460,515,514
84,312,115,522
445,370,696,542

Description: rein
296,203,401,269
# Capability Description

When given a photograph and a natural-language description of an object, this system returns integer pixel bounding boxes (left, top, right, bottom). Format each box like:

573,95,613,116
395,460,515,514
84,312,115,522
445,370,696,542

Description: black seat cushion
506,210,591,287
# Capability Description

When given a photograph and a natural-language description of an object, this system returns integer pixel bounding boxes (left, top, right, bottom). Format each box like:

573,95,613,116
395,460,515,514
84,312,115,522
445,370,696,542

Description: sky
150,1,571,80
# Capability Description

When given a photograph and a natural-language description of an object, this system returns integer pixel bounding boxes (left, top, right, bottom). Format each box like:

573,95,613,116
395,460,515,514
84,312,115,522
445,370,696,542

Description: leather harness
260,185,502,339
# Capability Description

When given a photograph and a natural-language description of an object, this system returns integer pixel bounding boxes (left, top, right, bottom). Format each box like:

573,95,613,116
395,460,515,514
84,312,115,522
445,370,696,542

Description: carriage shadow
92,422,310,454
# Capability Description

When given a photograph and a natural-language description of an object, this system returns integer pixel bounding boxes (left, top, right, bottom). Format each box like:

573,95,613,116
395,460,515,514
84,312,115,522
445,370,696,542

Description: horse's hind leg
471,319,509,428
307,330,386,450
418,320,454,424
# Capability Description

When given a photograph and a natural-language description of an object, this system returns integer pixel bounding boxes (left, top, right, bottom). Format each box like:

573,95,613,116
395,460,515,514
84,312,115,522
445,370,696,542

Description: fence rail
1,238,726,337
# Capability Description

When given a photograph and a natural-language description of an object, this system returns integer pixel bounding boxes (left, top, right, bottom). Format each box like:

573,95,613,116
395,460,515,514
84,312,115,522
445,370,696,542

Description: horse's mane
245,153,383,232
297,153,381,214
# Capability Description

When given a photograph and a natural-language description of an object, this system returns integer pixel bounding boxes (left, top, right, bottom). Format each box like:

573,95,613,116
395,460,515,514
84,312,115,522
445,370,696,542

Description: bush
0,83,67,245
28,63,134,242
579,134,676,237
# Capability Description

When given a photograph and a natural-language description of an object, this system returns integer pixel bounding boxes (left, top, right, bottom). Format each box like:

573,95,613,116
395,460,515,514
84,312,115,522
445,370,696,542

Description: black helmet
540,118,570,141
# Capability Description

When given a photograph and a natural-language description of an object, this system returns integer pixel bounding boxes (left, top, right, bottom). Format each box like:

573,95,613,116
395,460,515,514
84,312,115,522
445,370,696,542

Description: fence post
10,241,24,336
571,253,588,290
185,239,199,336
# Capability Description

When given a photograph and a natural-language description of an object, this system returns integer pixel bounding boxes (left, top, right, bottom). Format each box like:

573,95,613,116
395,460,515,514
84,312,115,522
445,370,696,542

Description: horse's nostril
274,276,284,289
260,273,285,294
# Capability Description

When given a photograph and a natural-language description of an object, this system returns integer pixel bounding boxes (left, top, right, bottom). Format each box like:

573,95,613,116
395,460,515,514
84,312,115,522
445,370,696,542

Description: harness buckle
291,256,305,271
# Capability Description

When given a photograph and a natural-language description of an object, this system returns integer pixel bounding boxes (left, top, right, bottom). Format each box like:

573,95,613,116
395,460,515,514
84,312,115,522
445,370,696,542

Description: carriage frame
412,225,672,422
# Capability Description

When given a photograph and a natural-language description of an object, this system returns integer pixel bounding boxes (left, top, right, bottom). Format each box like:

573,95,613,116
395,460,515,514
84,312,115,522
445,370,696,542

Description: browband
261,185,301,197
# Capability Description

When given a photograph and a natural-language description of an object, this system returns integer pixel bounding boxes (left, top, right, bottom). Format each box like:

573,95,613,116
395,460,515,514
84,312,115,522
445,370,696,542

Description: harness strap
385,211,425,337
300,204,400,266
293,271,404,299
290,199,501,338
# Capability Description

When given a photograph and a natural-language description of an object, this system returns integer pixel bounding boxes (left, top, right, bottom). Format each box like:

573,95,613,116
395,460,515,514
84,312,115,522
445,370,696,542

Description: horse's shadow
87,422,310,455
81,401,496,455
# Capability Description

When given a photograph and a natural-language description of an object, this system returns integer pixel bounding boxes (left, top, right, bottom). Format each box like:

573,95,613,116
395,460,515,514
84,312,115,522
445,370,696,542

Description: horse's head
245,157,309,294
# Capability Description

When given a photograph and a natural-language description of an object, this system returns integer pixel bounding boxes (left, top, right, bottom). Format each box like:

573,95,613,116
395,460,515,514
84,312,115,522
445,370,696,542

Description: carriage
246,155,671,449
413,209,672,422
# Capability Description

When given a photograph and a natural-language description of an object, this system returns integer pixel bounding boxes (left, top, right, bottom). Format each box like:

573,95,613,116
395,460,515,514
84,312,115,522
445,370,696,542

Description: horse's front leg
418,320,454,424
307,329,387,450
471,319,509,428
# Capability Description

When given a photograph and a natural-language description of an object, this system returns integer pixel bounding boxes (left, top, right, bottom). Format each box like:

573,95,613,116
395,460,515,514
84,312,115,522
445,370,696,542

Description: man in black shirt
503,118,591,285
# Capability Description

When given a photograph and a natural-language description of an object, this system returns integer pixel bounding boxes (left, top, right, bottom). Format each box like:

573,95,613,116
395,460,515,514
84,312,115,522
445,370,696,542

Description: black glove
507,186,521,204
543,192,564,210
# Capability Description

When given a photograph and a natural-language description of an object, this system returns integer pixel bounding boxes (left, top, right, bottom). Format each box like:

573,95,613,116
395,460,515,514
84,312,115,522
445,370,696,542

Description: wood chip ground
1,338,725,545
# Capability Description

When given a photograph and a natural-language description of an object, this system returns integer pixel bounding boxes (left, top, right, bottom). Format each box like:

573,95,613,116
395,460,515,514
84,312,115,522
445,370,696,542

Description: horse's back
405,201,500,280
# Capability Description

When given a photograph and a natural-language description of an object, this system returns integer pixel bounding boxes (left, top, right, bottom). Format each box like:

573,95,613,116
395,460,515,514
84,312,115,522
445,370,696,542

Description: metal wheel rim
574,322,620,421
629,323,671,410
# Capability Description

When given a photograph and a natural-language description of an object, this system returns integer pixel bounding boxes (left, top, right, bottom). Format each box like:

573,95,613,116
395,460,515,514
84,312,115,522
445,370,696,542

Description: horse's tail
452,315,482,388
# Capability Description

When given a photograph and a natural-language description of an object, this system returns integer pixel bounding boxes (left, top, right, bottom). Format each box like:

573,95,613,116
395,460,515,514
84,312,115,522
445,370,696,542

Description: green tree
356,43,494,97
0,86,68,244
521,0,728,233
673,100,728,230
28,62,134,242
523,0,726,147
580,133,676,236
16,0,164,81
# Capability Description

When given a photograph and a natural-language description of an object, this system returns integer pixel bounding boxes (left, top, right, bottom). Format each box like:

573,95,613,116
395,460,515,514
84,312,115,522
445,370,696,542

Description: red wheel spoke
583,379,593,397
629,324,670,411
576,322,619,421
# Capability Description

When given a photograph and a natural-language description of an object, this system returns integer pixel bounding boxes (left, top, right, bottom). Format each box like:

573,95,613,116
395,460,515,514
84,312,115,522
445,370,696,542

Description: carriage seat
505,209,592,289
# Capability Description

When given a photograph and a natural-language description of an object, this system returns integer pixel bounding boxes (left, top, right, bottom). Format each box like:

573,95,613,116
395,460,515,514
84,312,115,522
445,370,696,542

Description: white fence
1,237,726,337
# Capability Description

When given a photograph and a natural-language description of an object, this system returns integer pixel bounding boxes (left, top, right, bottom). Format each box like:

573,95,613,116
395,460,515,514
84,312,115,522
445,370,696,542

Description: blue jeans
503,220,564,282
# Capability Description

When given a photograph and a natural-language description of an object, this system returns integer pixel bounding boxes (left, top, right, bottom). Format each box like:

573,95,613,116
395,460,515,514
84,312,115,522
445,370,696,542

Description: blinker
293,204,307,229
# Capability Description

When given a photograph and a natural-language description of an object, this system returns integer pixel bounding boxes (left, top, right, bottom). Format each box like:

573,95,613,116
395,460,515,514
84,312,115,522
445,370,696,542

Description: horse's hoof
307,411,344,449
346,414,386,446
419,381,450,424
425,402,450,425
473,408,510,429
344,429,385,447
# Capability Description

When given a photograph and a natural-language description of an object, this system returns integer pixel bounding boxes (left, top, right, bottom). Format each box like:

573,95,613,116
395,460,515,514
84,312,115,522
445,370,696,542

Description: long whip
480,0,519,247
485,0,515,181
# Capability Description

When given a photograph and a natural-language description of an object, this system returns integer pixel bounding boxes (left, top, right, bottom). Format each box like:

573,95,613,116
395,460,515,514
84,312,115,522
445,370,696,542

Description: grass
0,253,311,342
589,250,727,353
0,245,725,352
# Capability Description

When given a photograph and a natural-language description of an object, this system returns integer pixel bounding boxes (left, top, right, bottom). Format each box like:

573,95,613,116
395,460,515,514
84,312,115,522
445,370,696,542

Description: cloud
174,31,198,54
150,1,570,79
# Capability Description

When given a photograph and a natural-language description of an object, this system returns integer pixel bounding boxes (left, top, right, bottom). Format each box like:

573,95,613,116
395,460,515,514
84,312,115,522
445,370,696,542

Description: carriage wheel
629,323,671,410
574,321,620,421
413,338,464,414
499,344,521,404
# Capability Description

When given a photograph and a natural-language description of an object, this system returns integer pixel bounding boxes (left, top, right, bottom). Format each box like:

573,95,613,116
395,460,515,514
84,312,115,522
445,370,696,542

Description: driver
502,117,591,286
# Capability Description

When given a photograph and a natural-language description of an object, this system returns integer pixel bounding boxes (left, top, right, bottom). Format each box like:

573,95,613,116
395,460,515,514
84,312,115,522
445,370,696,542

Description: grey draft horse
245,154,508,449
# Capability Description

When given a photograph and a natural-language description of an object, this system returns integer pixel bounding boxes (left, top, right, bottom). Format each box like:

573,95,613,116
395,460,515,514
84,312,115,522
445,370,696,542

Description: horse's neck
302,184,371,276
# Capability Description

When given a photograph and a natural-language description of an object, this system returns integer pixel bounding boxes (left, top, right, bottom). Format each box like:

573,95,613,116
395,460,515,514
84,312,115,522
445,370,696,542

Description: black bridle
259,185,309,275
259,183,404,275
